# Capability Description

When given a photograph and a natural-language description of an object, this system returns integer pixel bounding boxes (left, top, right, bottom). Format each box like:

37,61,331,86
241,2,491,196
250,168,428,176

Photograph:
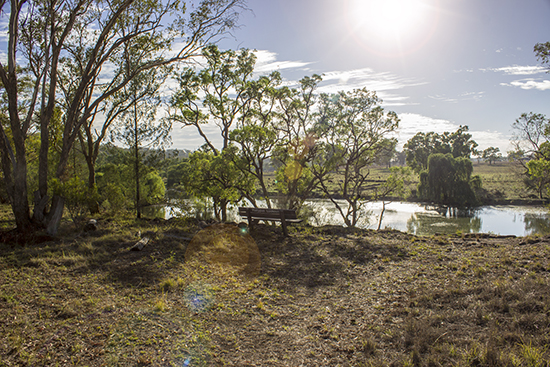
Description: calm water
305,200,550,236
143,200,550,237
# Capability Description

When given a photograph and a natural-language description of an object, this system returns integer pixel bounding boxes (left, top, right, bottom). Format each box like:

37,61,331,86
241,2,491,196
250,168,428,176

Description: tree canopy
403,126,478,173
0,0,246,233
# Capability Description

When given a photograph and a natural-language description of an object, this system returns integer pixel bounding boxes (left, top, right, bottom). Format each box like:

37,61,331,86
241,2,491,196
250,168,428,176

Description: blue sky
173,0,550,153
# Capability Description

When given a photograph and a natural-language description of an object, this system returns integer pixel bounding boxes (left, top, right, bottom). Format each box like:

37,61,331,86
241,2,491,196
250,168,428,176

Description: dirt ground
1,219,550,366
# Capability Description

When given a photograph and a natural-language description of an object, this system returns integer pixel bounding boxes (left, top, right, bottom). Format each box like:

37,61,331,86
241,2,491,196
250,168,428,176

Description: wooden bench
238,207,302,236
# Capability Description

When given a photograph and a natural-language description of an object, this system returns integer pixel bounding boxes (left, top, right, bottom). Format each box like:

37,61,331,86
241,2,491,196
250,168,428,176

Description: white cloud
316,68,426,105
501,79,550,91
483,65,546,75
427,92,484,103
469,130,514,153
253,50,312,74
428,94,458,103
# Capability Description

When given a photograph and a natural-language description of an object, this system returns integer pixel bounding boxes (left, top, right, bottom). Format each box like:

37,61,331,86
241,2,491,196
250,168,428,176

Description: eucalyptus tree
229,71,282,208
169,45,257,219
311,88,400,227
535,41,550,69
404,126,478,173
272,74,322,212
511,112,550,199
481,146,502,165
170,45,256,154
0,0,246,233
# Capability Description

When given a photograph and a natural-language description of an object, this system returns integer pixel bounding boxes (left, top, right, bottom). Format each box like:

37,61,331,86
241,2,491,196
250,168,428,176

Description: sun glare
345,0,440,57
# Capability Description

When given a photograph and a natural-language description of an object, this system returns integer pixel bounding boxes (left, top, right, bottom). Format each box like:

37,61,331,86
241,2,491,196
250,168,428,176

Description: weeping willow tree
418,153,481,207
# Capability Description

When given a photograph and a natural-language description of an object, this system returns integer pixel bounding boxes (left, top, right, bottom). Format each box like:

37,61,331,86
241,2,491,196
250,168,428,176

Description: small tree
510,112,550,200
481,147,502,165
181,148,254,221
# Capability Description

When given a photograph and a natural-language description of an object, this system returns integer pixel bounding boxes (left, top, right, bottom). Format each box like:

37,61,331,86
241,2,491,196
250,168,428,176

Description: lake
143,200,550,237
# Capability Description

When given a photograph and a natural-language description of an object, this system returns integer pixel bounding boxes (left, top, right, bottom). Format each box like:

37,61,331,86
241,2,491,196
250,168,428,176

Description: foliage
403,126,478,173
534,41,550,68
170,45,257,153
271,75,323,211
418,153,480,207
229,72,283,208
0,0,245,233
526,157,550,199
169,45,257,219
51,177,99,224
481,146,502,165
312,88,400,227
96,163,166,211
180,149,254,221
510,112,550,200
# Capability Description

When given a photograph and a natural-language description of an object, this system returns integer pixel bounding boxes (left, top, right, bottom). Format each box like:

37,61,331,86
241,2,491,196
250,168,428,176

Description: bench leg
280,211,288,236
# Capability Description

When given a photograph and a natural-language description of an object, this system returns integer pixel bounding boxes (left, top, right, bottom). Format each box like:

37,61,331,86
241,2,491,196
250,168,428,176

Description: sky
172,0,550,154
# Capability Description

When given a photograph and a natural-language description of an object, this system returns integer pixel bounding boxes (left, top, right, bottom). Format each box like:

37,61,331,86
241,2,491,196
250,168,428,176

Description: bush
52,177,100,224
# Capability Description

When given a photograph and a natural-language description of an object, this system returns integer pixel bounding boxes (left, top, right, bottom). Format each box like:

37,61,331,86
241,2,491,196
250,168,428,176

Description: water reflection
406,211,482,236
524,213,550,234
142,200,550,237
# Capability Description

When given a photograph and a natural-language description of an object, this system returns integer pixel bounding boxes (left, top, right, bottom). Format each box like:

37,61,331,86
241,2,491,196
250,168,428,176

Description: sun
345,0,440,57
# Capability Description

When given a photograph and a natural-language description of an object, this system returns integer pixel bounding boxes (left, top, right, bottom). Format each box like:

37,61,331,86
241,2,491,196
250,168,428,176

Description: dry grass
1,212,550,366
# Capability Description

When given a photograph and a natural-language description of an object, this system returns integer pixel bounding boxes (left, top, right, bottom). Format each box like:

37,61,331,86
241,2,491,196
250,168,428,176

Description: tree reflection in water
524,213,550,235
407,206,482,235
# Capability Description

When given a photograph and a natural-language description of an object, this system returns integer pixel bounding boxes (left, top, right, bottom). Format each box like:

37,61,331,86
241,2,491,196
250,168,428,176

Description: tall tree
311,88,400,227
229,72,282,208
403,126,478,173
169,45,257,219
0,0,245,233
272,74,322,211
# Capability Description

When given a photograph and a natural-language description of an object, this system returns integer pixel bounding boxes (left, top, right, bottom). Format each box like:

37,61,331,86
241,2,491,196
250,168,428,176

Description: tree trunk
134,101,141,219
11,169,33,232
46,195,65,235
221,200,228,222
86,157,100,214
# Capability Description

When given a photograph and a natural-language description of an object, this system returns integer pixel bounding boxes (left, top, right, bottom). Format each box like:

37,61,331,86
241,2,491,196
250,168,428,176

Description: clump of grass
159,277,185,292
154,297,168,312
520,341,549,367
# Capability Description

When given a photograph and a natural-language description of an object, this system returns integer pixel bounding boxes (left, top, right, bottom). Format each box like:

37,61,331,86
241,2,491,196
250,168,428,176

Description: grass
1,202,549,366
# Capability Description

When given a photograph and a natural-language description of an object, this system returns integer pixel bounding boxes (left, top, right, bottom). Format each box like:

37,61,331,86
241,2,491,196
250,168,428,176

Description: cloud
428,95,458,103
469,130,514,153
482,65,546,75
316,69,426,106
501,79,550,91
427,91,484,103
253,50,312,74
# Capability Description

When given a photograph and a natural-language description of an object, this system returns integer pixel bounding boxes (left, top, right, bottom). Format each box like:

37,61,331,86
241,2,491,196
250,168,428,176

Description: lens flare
183,281,215,313
185,223,261,278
